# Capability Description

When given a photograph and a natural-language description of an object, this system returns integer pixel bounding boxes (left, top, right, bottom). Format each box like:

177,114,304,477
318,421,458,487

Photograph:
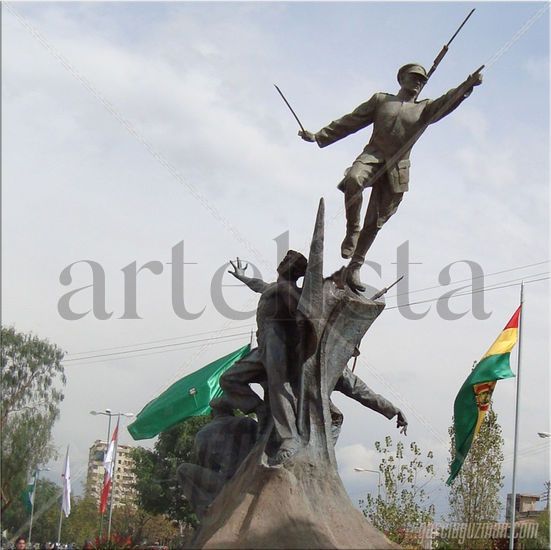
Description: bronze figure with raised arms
300,63,483,291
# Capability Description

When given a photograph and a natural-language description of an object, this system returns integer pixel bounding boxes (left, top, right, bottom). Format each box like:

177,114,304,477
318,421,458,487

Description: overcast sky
3,1,549,521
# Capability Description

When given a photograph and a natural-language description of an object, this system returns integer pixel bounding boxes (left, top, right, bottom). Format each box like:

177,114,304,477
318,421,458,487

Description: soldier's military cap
397,64,428,84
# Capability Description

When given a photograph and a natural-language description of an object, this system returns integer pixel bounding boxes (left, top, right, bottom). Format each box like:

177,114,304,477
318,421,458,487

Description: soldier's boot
341,184,363,259
346,227,379,292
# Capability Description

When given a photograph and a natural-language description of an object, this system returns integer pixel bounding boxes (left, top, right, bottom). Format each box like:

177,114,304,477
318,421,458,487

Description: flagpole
509,283,524,550
99,413,112,541
57,445,69,544
28,470,38,546
107,415,121,541
57,493,63,544
57,493,63,545
28,467,49,546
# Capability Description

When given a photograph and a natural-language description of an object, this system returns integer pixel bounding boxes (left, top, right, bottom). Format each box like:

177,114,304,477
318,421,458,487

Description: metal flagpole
509,283,524,550
57,498,63,545
28,469,41,546
57,445,69,544
99,413,112,540
107,415,121,541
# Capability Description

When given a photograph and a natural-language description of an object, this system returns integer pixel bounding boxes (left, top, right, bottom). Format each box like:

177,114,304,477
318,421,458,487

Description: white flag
61,446,71,517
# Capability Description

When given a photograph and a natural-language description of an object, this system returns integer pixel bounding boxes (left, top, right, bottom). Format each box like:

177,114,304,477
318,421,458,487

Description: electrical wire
67,324,255,356
385,274,549,311
63,333,250,365
386,261,549,300
63,265,548,362
62,274,549,367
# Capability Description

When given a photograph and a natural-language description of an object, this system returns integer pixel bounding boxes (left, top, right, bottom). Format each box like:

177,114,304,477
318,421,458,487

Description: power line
63,263,548,359
62,274,549,366
386,261,549,300
63,332,251,364
66,324,255,356
62,335,249,368
385,274,549,311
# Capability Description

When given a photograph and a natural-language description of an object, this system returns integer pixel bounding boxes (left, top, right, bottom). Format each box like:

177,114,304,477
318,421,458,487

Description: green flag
127,344,251,440
21,473,36,514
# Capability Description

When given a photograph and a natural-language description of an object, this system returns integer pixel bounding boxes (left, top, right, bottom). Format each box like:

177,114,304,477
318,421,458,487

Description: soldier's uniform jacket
315,77,477,193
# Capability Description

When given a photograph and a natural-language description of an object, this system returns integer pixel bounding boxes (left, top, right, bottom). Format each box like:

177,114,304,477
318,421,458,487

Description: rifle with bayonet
370,276,404,301
426,8,477,81
420,8,484,98
276,9,482,134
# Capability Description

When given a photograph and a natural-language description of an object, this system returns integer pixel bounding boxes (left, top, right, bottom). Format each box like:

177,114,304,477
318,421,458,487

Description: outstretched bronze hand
298,129,316,142
396,410,408,435
228,258,249,279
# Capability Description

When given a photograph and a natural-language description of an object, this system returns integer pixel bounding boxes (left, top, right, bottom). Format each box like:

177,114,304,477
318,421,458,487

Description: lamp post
90,409,134,542
28,467,50,546
354,467,382,498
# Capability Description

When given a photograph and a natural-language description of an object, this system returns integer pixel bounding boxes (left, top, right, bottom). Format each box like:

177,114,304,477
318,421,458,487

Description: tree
360,436,435,546
61,495,101,545
61,494,179,548
1,326,65,515
25,479,60,544
442,408,505,550
1,479,60,545
131,416,211,528
534,508,550,550
108,504,179,547
447,407,504,525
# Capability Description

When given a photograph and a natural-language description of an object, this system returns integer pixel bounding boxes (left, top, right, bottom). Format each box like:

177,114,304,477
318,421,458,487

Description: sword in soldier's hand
273,84,316,142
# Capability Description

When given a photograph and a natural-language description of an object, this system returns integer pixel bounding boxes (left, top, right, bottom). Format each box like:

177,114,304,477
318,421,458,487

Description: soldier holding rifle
299,64,483,292
278,10,483,292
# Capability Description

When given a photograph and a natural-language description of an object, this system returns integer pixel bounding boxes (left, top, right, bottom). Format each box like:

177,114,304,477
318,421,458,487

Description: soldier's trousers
339,161,403,266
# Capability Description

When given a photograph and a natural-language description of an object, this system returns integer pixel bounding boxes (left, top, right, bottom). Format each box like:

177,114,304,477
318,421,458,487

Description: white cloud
3,3,548,516
524,56,550,83
337,443,379,474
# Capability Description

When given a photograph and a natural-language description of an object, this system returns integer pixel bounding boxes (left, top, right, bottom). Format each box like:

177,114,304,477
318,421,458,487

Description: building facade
506,493,542,521
86,439,137,507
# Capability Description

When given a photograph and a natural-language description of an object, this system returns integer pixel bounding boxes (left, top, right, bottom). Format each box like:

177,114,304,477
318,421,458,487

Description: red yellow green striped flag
447,307,521,484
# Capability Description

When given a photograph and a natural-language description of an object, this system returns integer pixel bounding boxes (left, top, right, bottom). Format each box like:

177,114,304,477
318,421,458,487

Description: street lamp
354,468,382,498
90,409,134,541
28,467,50,546
537,432,550,438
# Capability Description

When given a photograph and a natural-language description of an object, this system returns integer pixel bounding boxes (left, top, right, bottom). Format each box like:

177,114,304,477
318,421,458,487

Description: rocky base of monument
192,441,398,549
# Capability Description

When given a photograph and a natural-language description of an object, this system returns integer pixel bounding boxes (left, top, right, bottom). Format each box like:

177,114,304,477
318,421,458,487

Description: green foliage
532,507,550,550
61,495,101,545
1,479,60,544
447,408,504,525
27,480,61,544
2,479,179,547
131,416,211,527
360,437,435,546
109,506,179,547
1,326,65,515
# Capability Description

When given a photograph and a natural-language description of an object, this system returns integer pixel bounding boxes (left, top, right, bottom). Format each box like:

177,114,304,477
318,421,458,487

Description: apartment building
86,439,137,507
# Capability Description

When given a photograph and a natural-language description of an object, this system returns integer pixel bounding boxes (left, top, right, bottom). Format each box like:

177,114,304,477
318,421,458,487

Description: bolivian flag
447,307,521,484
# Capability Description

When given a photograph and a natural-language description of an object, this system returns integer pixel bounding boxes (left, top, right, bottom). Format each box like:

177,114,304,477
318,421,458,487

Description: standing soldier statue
299,62,483,291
